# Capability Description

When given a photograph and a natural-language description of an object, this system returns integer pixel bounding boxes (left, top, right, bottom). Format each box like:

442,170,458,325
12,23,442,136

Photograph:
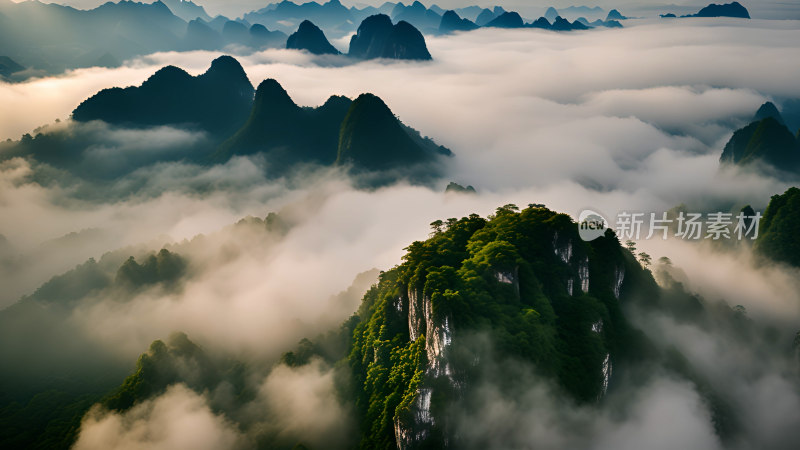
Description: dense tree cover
334,205,654,447
0,248,187,450
755,186,800,267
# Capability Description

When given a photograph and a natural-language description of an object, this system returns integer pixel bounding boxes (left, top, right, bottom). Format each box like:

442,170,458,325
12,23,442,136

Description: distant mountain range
720,101,800,175
439,8,623,34
662,2,751,19
0,1,627,79
2,55,451,182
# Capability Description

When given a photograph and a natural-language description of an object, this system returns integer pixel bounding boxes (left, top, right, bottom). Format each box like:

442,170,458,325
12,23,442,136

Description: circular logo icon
578,209,608,242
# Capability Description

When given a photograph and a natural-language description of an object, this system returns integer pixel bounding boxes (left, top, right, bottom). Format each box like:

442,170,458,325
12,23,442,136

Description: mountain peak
254,78,297,109
753,101,785,126
337,93,432,170
286,19,340,55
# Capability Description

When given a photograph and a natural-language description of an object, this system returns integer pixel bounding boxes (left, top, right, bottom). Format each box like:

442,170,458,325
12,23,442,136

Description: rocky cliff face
366,206,640,448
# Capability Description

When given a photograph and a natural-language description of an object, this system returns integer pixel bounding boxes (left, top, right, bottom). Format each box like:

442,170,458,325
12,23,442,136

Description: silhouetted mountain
0,55,24,77
348,14,432,60
243,0,354,37
392,0,442,33
475,8,496,26
444,181,476,194
337,93,441,170
561,5,605,19
454,5,484,22
249,24,289,49
661,13,677,18
286,20,340,55
686,2,750,18
73,55,255,137
439,10,478,33
552,15,589,30
162,0,211,22
544,6,559,22
217,78,448,178
185,18,223,50
756,187,800,267
753,101,785,126
222,20,250,44
0,0,187,75
594,19,623,28
606,9,628,20
720,117,800,171
530,17,552,29
528,15,593,31
485,11,524,28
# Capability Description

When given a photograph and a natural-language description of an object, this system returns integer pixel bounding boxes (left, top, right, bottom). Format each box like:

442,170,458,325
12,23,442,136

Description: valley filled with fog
2,4,800,449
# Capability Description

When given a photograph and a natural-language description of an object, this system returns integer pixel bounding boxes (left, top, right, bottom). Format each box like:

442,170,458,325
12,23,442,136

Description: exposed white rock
425,293,453,378
613,266,625,299
591,319,603,333
600,353,612,399
566,279,574,296
578,256,590,293
495,271,514,284
408,288,423,342
553,231,573,264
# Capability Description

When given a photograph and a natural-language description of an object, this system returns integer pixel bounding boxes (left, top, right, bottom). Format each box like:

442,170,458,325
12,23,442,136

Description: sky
11,0,800,20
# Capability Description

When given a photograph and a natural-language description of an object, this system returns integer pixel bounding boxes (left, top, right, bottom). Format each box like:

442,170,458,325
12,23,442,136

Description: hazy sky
12,1,800,20
3,10,800,449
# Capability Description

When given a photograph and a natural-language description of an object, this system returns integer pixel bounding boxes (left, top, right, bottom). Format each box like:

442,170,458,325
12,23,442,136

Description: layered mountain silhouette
439,10,478,33
217,77,449,174
286,20,340,55
685,2,750,18
348,14,432,60
606,9,628,20
0,0,288,78
720,102,800,173
485,11,525,28
161,0,211,22
72,55,255,137
337,93,449,170
7,55,450,182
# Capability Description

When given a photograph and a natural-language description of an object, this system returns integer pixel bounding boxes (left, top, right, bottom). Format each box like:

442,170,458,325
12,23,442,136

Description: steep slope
286,19,340,55
719,117,800,170
215,78,345,167
690,2,750,18
72,55,254,137
755,187,800,267
333,205,648,447
485,11,524,28
348,14,432,60
336,93,439,170
439,10,478,33
753,101,785,126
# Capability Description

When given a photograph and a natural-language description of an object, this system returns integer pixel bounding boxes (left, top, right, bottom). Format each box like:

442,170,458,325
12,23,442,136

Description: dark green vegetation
755,186,800,267
0,55,451,186
73,55,255,137
286,20,341,55
348,14,432,60
216,79,450,176
336,94,451,171
280,204,756,448
720,102,800,174
0,248,187,450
